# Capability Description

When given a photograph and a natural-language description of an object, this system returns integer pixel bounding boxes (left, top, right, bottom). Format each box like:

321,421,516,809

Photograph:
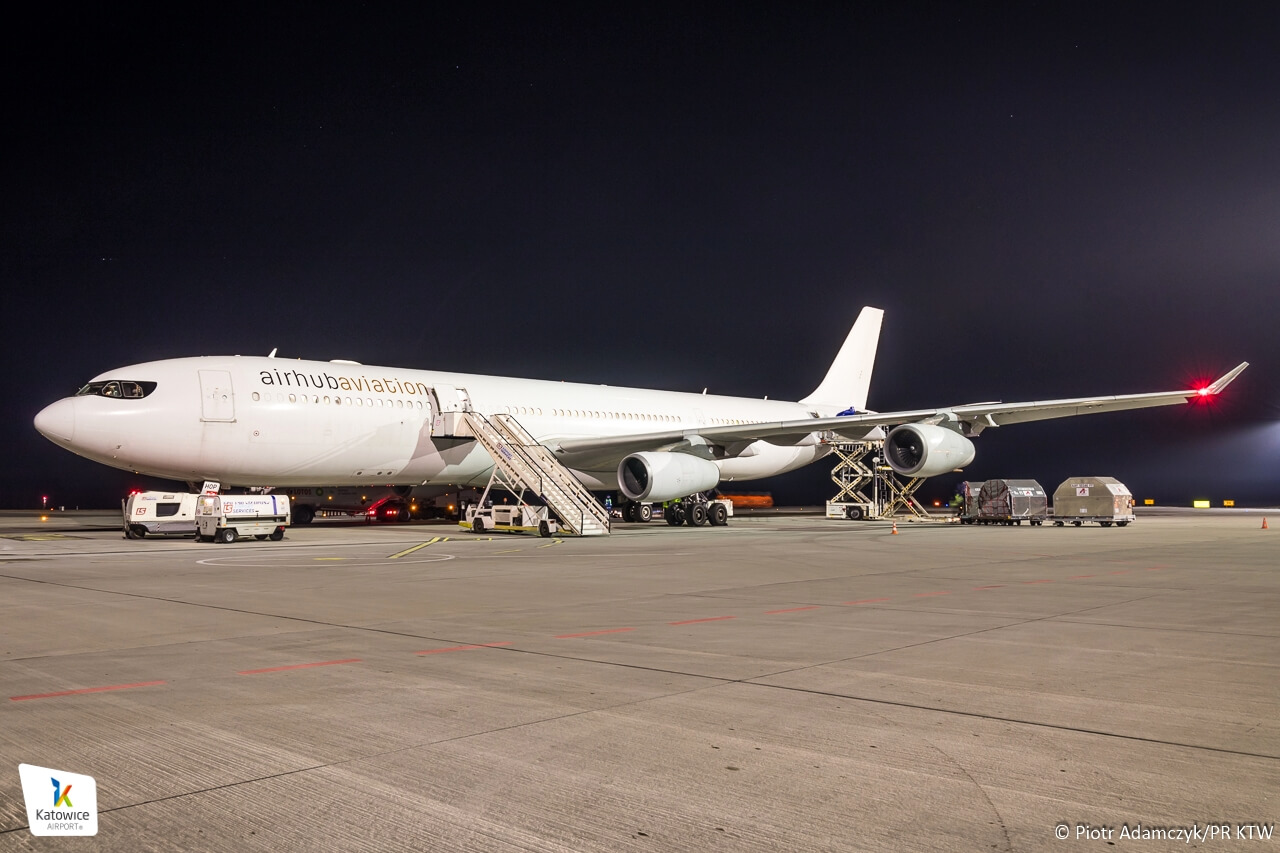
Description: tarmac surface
1,508,1276,851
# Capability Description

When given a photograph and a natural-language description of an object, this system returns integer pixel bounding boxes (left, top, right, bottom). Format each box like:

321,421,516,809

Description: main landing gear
620,494,731,527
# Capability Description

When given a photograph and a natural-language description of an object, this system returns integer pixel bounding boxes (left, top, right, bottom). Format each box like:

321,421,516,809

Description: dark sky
4,4,1277,509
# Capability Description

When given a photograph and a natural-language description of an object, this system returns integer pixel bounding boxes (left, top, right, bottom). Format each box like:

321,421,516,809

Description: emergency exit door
199,370,236,422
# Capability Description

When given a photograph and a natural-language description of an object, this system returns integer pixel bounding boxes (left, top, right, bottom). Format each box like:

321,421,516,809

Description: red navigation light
1187,376,1216,405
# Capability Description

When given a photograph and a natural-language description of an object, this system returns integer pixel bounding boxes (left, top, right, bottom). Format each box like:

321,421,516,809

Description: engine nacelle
618,452,721,503
884,423,976,477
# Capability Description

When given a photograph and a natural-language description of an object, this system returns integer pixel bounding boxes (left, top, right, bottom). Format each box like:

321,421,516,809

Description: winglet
1205,362,1248,395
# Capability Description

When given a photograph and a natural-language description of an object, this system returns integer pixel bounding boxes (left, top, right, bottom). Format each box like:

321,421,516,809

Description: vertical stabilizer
799,307,883,412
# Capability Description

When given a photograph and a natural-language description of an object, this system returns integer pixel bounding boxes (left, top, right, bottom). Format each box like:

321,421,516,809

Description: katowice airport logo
18,763,98,836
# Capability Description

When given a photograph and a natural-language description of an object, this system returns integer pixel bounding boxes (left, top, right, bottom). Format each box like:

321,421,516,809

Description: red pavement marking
764,606,820,614
843,597,891,605
238,658,362,675
913,591,951,597
972,585,1005,590
668,616,737,626
11,680,167,701
555,628,635,639
415,642,512,655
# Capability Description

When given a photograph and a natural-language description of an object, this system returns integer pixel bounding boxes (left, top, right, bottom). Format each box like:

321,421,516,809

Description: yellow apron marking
388,537,443,559
538,538,564,548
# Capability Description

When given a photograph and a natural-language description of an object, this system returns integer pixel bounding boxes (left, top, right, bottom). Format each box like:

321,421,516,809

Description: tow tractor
463,503,558,537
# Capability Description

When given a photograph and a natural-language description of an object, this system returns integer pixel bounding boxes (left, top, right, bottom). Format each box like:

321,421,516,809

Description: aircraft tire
709,502,728,526
687,503,708,527
636,503,652,523
666,508,684,526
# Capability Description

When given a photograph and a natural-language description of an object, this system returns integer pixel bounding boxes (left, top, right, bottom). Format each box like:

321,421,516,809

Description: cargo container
1051,477,1135,527
976,479,1048,525
957,481,986,524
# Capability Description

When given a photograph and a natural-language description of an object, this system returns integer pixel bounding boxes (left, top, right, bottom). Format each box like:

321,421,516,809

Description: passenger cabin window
75,380,157,398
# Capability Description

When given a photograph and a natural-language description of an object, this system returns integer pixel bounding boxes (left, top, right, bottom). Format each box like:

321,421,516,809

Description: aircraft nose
34,398,76,443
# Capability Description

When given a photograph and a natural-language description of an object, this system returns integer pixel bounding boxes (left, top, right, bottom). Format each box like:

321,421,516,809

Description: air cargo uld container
1051,477,1135,527
957,481,986,524
976,479,1048,525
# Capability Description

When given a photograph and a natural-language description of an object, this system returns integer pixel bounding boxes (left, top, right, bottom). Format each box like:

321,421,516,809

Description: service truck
196,494,290,543
122,491,199,539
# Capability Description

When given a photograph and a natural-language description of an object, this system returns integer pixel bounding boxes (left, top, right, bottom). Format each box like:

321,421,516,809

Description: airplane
34,307,1247,524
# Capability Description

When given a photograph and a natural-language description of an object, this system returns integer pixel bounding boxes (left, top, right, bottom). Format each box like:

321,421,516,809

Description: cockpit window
75,380,157,399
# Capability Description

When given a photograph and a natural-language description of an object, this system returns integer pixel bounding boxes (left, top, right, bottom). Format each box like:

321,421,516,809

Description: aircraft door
429,384,471,436
199,370,235,422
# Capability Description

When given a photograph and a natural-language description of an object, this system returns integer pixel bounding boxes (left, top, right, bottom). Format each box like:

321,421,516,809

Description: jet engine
884,423,976,477
618,452,721,503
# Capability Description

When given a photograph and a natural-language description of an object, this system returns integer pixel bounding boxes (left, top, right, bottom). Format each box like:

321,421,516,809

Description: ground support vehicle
196,494,290,543
463,503,558,537
825,500,874,521
122,491,199,539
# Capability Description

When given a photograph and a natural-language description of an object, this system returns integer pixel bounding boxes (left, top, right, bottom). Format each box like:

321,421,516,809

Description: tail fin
799,307,883,413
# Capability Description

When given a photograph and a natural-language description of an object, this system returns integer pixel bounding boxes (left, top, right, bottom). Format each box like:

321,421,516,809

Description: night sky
5,4,1277,510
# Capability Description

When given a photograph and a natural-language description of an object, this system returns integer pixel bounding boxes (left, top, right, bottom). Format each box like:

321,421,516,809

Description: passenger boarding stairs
459,411,611,536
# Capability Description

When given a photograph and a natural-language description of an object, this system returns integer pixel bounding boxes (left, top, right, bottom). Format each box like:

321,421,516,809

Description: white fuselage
36,356,831,491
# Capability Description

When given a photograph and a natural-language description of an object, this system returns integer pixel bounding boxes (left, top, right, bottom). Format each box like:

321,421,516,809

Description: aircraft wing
550,362,1248,470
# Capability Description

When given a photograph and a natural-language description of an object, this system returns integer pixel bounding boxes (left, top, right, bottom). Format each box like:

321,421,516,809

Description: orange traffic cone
1263,517,1270,530
891,521,899,535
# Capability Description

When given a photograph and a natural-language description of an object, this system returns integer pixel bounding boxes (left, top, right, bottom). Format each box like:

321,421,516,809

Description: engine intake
618,452,721,503
884,423,976,477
